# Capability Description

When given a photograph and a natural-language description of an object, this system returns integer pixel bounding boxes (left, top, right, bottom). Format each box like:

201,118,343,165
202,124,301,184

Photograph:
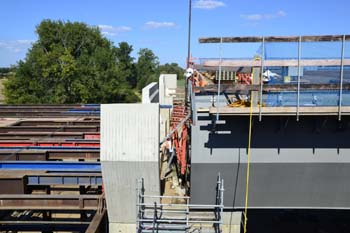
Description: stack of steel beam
0,104,106,233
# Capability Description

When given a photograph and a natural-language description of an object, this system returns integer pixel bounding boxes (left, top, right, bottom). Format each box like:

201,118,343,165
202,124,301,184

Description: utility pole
187,0,192,68
185,0,192,107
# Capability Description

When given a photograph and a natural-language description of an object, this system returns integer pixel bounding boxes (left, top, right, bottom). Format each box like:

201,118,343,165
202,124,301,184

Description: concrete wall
142,82,159,103
191,96,350,209
159,74,177,105
101,103,160,225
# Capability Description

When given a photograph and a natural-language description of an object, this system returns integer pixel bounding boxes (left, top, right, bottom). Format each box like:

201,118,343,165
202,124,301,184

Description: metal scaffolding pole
136,176,224,232
338,34,346,121
216,37,223,122
259,37,265,121
297,36,302,121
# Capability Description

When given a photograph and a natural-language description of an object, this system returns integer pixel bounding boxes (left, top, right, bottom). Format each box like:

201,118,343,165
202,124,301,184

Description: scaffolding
136,175,224,233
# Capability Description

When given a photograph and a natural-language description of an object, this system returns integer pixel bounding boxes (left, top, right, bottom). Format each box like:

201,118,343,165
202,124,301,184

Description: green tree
136,48,159,90
115,42,137,88
4,20,138,104
157,63,184,80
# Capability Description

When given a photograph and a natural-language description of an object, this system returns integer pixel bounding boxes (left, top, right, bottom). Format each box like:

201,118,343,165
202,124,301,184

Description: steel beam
15,120,100,127
0,125,100,133
0,146,100,150
0,222,89,232
209,106,350,116
199,35,350,43
27,173,102,186
0,194,102,210
0,221,90,225
86,209,107,233
0,161,101,171
0,150,99,161
200,59,350,67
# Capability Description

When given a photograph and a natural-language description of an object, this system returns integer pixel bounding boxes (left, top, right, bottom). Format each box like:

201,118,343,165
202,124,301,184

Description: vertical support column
297,36,302,121
258,37,265,121
101,104,160,229
46,186,51,195
251,68,261,107
216,37,223,121
338,34,346,121
80,186,88,221
42,210,52,233
219,178,224,233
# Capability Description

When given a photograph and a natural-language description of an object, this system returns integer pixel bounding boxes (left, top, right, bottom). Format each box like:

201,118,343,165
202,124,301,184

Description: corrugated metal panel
101,103,159,162
102,161,160,223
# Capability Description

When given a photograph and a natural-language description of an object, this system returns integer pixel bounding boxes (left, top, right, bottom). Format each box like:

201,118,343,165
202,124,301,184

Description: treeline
0,67,14,78
4,20,183,104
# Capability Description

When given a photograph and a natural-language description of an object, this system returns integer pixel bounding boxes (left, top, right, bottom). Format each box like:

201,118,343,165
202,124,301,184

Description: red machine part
170,87,190,175
237,72,252,84
179,125,187,175
171,123,188,176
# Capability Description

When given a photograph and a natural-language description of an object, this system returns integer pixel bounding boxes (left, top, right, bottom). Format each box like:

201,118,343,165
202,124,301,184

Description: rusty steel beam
15,120,100,127
0,150,47,161
0,126,100,133
0,132,99,138
47,150,100,160
0,194,102,210
0,141,100,148
0,112,99,118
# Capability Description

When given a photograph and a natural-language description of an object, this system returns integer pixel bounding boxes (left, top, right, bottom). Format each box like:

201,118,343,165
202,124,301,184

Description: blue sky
1,0,350,67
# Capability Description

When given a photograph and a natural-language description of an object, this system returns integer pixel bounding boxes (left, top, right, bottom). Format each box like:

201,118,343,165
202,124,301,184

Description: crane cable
243,69,254,233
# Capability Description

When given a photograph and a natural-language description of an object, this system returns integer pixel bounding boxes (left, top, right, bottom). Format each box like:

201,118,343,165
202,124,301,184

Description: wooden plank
199,35,350,43
201,59,350,67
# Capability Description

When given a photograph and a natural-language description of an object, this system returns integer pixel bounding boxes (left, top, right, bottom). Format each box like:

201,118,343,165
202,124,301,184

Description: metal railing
136,175,224,233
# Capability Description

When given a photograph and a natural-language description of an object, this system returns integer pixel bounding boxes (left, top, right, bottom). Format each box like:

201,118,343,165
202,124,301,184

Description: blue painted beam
0,161,101,171
27,174,102,186
160,104,173,109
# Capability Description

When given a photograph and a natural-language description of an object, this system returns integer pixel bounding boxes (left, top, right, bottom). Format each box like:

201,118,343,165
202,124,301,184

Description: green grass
177,79,185,88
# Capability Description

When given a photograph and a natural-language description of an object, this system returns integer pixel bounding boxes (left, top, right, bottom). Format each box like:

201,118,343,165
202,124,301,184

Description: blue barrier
0,161,101,171
81,104,100,107
266,90,350,107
